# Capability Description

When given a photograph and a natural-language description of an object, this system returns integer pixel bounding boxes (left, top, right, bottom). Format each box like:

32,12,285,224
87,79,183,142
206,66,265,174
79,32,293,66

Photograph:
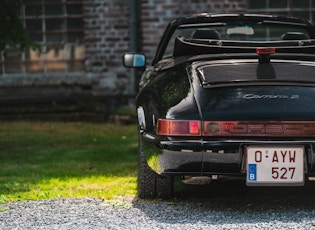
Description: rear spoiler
173,36,315,57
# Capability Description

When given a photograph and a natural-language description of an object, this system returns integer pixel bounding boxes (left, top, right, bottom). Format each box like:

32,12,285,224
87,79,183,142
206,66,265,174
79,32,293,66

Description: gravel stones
1,197,315,230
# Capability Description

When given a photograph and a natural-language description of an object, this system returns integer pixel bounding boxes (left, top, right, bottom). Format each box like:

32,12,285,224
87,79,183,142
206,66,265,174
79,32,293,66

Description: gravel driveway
1,180,315,230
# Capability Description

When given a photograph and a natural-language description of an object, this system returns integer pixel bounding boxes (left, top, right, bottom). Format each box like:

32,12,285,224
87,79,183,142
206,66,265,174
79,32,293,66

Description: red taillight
157,120,315,137
157,119,201,136
256,47,275,55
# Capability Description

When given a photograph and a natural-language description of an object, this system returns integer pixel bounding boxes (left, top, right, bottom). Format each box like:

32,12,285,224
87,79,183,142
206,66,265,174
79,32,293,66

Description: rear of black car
155,56,315,183
124,13,315,198
192,58,315,181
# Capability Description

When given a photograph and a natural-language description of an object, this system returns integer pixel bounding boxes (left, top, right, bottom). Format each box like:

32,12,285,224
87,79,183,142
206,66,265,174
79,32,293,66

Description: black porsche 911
123,13,315,198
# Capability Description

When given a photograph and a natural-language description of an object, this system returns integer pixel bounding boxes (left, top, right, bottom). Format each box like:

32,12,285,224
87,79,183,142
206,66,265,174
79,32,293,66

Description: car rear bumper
145,139,315,177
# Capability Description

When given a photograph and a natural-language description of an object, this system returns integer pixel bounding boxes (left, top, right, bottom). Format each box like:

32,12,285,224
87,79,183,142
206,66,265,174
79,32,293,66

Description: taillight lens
157,119,201,136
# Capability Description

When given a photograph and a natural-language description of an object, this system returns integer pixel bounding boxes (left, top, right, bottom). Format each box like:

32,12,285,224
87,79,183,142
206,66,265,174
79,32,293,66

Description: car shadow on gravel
132,178,315,226
174,178,315,209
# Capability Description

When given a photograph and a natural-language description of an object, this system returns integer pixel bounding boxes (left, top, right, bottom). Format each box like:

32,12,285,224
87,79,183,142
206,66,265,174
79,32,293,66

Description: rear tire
138,134,173,199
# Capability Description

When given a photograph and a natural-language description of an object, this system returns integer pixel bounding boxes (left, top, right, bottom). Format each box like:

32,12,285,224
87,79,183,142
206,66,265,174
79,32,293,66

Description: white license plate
246,146,304,186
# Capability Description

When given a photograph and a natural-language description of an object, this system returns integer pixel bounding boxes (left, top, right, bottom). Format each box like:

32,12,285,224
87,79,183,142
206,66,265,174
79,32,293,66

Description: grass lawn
0,122,138,203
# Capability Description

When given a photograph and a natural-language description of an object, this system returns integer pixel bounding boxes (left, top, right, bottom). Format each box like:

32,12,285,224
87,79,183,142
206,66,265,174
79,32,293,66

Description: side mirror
123,53,146,68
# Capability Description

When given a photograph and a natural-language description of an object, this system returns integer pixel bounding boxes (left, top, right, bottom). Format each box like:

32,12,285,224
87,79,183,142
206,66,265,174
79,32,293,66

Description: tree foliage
0,0,42,57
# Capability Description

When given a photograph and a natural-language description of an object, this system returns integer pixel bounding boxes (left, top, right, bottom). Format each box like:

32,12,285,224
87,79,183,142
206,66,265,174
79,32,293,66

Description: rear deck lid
191,59,315,121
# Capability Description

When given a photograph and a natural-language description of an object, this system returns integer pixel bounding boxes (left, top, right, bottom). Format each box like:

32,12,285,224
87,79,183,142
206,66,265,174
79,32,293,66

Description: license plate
246,146,304,186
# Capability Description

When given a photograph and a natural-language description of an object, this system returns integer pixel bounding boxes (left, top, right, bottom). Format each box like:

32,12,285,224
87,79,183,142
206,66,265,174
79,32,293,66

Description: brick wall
84,0,130,94
84,0,246,95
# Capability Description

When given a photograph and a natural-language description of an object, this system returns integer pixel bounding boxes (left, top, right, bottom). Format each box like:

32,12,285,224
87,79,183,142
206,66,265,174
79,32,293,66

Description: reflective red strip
203,121,315,137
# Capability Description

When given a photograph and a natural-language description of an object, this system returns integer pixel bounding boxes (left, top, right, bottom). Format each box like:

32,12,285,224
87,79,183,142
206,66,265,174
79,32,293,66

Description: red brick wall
85,0,246,94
